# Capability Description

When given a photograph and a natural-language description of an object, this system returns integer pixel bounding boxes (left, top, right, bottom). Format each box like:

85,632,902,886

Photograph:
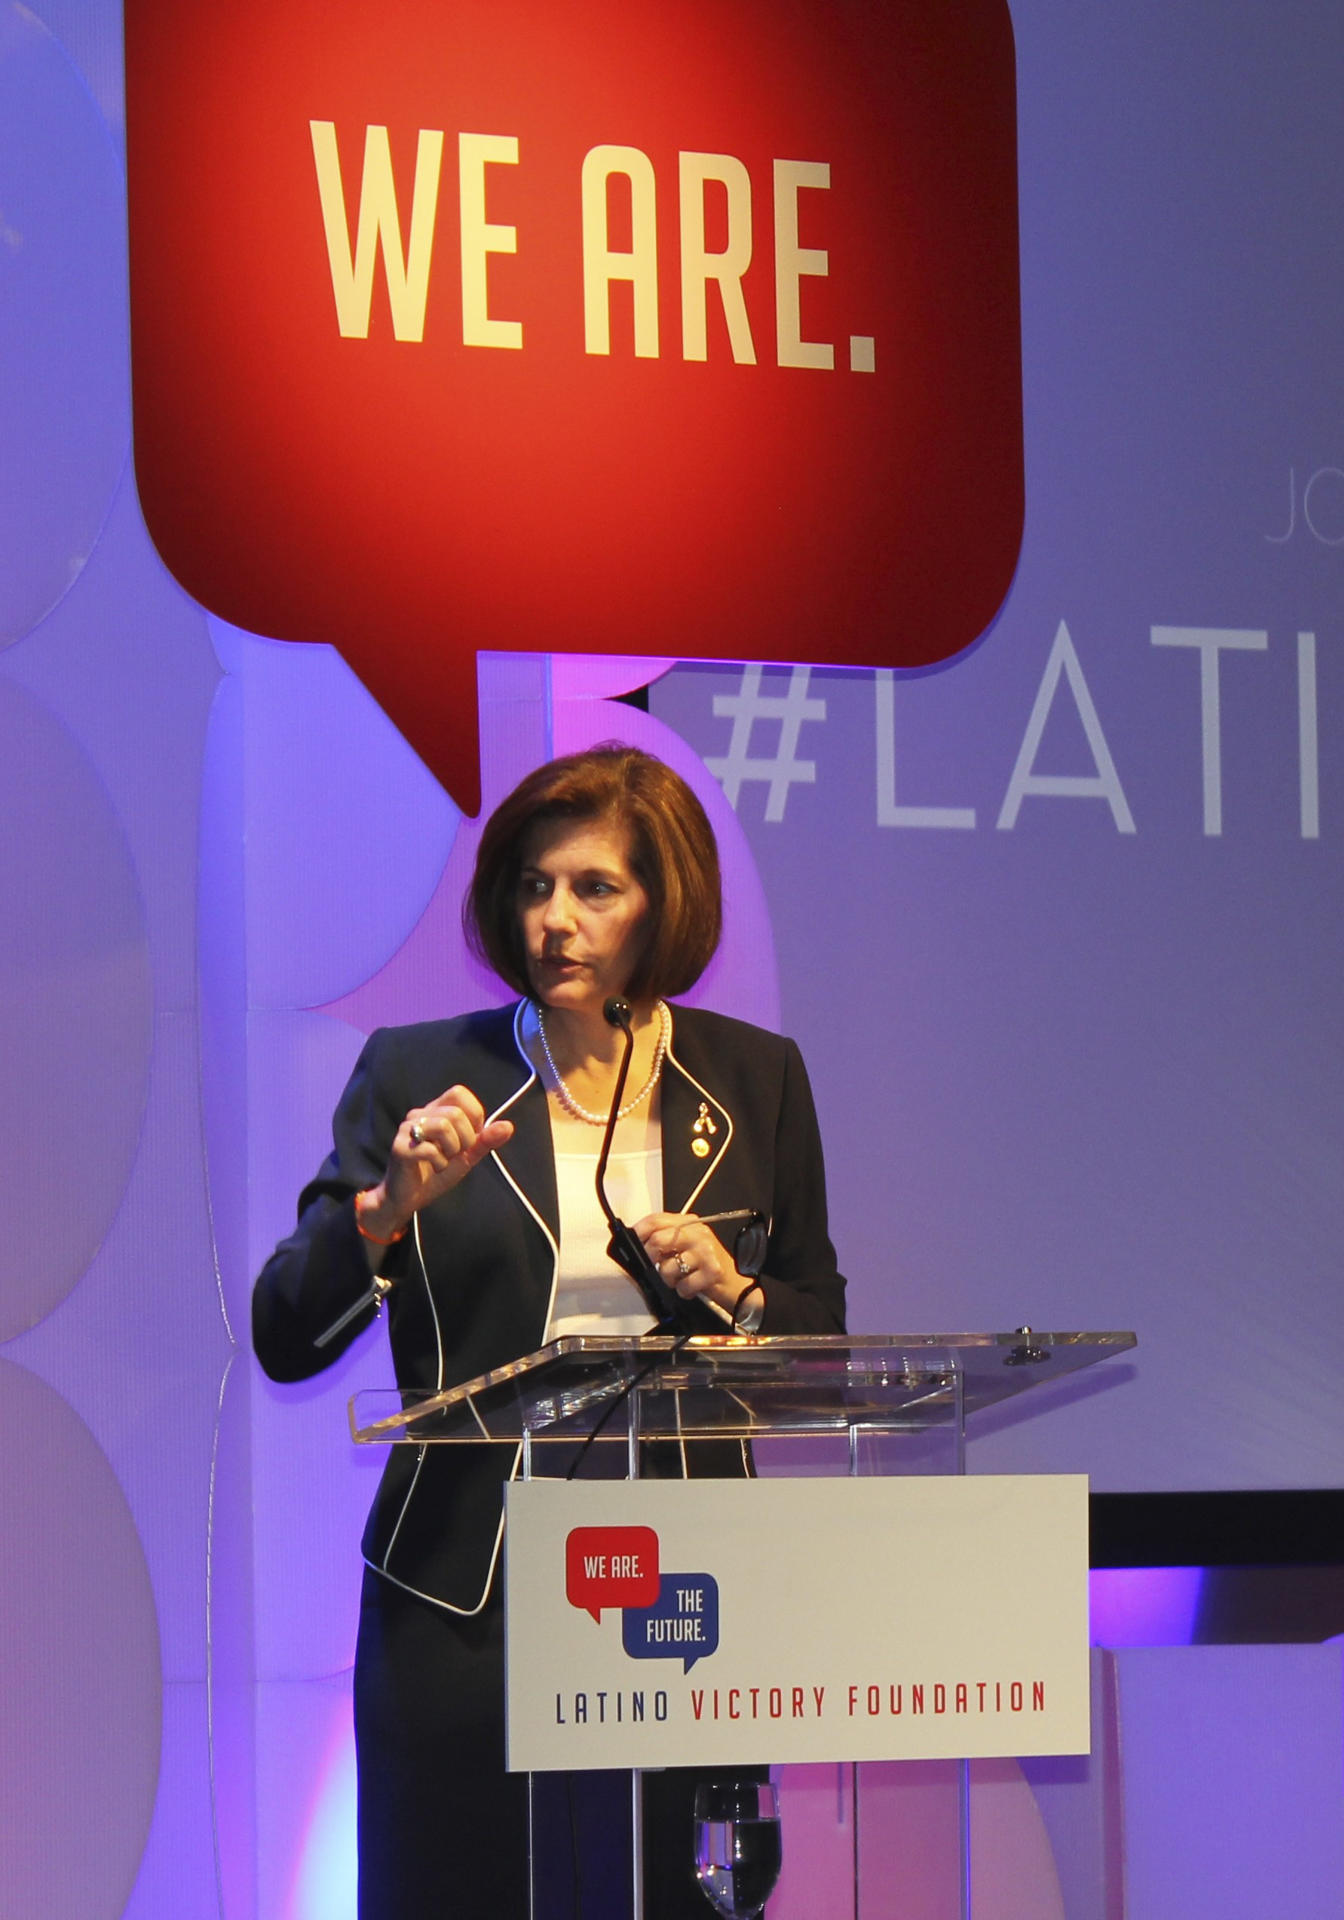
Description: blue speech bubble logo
622,1574,719,1673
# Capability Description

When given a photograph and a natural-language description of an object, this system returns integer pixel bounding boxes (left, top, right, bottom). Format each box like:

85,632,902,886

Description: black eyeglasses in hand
697,1209,769,1279
694,1210,769,1328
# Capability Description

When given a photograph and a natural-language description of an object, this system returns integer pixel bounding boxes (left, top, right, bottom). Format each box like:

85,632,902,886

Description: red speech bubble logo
126,0,1021,813
566,1526,661,1623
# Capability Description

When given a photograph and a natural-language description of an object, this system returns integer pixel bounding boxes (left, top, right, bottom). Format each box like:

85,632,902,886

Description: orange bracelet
354,1190,407,1246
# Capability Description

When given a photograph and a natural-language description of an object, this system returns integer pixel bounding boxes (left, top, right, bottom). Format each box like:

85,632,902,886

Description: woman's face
518,815,651,1014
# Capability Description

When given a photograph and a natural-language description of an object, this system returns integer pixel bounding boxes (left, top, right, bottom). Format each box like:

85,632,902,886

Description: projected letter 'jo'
125,0,1022,814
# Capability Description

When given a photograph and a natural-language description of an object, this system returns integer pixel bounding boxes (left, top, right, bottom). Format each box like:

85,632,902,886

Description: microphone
597,998,694,1333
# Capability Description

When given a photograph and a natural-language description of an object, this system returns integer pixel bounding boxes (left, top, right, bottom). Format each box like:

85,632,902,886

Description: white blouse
544,1144,661,1340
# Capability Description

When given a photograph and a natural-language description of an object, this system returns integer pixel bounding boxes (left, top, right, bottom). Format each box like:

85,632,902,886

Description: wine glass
692,1778,782,1918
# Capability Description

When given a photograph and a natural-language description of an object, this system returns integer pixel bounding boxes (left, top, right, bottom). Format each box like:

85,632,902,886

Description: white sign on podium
505,1474,1089,1772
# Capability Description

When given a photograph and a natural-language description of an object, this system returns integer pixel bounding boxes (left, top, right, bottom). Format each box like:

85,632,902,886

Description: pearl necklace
535,1000,670,1125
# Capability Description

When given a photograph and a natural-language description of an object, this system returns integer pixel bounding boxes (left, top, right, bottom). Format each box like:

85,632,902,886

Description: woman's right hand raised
357,1087,514,1240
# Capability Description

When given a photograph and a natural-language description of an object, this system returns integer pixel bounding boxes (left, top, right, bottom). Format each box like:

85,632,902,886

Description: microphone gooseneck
594,1000,636,1233
594,999,691,1333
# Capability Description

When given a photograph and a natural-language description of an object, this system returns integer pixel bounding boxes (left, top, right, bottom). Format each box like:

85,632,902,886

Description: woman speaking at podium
253,745,846,1920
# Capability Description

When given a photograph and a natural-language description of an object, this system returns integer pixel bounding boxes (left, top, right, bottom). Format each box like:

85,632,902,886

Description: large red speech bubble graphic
126,0,1021,814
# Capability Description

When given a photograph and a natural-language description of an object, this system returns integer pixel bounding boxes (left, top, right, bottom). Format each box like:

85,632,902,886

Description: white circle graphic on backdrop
0,678,153,1337
0,1358,161,1919
0,3,128,645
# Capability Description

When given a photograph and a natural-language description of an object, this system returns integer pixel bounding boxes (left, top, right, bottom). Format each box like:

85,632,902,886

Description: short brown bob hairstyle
464,746,722,1001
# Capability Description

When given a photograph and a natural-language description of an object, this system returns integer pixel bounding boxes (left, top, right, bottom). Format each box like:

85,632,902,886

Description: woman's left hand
632,1211,761,1320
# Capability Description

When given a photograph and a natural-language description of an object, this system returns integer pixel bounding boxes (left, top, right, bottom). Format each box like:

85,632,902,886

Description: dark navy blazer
253,1000,847,1612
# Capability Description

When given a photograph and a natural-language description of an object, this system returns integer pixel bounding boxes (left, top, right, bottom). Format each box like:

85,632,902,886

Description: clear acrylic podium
352,1330,1134,1919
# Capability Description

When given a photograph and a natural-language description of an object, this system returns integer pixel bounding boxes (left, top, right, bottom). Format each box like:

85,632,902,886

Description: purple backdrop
2,1,1343,1915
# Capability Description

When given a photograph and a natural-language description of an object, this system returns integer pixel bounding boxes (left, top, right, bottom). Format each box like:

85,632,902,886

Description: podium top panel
348,1330,1136,1446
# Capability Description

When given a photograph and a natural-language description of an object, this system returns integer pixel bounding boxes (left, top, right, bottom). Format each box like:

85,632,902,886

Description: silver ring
675,1254,690,1279
410,1121,424,1145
